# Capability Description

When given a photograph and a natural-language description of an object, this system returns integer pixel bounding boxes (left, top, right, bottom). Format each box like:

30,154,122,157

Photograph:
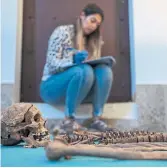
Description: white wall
1,0,18,84
133,0,167,84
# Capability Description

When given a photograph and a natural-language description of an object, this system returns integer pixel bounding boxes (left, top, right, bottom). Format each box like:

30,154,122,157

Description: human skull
1,103,50,147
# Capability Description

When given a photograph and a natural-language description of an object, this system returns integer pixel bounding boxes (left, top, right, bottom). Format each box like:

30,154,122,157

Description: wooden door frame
14,0,136,103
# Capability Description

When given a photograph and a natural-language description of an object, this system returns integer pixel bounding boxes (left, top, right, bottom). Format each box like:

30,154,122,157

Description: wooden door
21,0,131,103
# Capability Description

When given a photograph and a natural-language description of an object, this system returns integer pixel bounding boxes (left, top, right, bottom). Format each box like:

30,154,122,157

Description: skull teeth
32,132,50,141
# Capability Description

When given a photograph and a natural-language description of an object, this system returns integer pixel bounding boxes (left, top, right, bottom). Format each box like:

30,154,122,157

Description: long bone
45,139,167,161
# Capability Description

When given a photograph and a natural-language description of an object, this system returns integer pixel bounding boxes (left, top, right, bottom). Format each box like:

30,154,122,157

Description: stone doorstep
34,102,137,120
34,102,139,132
58,102,137,119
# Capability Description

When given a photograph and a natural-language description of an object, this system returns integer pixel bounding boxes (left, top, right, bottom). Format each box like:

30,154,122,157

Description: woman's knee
78,64,94,82
72,64,94,84
94,64,113,82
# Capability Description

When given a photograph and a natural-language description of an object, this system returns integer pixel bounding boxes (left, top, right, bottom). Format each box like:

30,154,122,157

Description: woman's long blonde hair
74,4,104,60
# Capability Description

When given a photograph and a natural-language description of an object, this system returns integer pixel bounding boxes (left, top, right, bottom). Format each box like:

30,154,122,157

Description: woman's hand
73,50,88,64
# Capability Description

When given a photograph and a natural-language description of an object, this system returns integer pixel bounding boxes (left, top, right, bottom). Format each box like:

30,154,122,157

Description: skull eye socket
34,114,41,122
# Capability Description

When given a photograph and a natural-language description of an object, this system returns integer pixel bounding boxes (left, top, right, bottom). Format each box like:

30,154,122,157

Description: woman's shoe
90,117,117,132
60,117,87,133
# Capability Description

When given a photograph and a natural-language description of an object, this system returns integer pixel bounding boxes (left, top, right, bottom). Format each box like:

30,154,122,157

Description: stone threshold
34,102,137,120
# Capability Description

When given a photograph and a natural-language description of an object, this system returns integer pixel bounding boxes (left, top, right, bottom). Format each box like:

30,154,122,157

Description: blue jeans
40,64,113,118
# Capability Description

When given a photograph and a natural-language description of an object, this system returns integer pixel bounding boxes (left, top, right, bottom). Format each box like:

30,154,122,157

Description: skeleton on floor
45,130,167,160
1,103,167,160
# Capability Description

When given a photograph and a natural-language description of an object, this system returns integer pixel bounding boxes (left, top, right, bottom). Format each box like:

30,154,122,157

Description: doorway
21,0,131,103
